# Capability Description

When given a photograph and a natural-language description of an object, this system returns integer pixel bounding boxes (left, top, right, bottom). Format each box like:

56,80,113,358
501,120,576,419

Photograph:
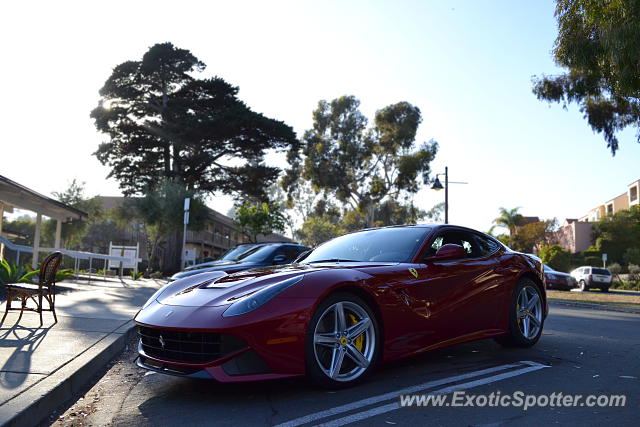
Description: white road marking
316,362,549,427
275,361,548,427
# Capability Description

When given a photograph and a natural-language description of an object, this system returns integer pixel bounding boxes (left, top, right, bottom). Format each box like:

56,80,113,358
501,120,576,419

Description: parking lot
53,303,639,426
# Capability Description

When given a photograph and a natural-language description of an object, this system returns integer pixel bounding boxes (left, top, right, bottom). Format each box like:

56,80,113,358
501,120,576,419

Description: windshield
219,245,256,261
543,265,554,272
236,245,277,262
303,227,430,263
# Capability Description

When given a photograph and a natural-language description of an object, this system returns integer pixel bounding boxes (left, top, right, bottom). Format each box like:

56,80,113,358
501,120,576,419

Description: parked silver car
570,266,612,292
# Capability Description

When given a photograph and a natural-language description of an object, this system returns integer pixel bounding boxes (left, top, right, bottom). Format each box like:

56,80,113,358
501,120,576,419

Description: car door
399,228,503,345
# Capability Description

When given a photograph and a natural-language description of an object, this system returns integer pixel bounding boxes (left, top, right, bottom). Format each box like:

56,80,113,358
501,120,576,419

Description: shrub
0,259,32,284
629,264,640,282
608,263,623,284
623,247,640,266
584,256,602,267
539,244,571,272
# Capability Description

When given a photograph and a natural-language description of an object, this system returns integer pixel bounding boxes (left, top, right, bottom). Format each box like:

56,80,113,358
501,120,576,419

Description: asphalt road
51,303,639,426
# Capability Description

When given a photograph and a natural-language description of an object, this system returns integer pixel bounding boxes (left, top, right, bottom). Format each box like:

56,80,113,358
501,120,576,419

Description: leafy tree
532,0,640,154
608,262,622,283
81,218,121,254
114,180,208,273
623,247,640,266
493,207,523,236
539,244,571,272
296,216,346,248
52,179,86,205
509,219,558,253
45,180,104,249
592,205,640,264
629,264,640,282
2,216,35,245
234,202,286,243
290,96,438,226
91,42,299,199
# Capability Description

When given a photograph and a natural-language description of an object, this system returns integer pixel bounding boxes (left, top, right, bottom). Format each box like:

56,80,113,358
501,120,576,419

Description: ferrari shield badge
408,268,418,278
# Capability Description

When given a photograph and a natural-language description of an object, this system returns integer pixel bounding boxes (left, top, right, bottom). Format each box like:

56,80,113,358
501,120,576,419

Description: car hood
184,260,229,270
172,261,262,279
547,270,571,278
156,262,396,307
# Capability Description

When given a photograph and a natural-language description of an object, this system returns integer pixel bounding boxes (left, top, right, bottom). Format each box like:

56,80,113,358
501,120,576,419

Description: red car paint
134,224,547,382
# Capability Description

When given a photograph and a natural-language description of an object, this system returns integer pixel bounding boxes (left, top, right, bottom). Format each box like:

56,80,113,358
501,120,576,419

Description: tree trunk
161,229,183,275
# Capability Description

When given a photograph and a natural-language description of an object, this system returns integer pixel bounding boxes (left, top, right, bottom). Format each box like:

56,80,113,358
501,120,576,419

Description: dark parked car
186,244,260,270
169,243,309,281
543,265,576,291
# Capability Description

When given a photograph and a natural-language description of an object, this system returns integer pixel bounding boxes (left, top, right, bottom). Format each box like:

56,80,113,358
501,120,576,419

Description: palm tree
494,207,523,236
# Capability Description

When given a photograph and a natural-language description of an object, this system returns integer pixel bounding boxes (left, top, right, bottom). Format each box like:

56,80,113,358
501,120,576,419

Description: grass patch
547,289,640,307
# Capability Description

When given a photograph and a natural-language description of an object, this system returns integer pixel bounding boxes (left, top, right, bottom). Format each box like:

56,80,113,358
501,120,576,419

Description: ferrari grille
139,327,246,364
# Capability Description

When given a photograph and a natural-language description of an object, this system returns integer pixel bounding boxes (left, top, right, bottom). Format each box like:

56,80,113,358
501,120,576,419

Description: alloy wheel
312,301,376,382
516,285,543,340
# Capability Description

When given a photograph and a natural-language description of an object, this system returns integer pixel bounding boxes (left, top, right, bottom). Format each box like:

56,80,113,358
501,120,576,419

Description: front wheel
305,293,380,388
496,278,544,348
579,280,588,292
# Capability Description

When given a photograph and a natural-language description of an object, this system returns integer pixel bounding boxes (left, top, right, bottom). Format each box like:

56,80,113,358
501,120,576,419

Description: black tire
496,278,544,348
600,286,609,293
305,292,380,389
579,280,588,292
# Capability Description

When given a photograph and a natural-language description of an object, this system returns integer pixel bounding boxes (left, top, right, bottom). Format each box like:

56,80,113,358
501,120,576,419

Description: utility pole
181,198,190,270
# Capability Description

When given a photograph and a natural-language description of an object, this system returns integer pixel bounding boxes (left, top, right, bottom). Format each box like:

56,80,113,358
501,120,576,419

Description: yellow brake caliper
517,302,521,325
348,314,364,351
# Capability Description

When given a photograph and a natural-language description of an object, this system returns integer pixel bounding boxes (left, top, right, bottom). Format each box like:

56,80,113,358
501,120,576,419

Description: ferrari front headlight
222,275,304,317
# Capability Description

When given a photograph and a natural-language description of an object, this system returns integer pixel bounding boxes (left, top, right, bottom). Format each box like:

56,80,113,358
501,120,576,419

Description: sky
1,0,639,234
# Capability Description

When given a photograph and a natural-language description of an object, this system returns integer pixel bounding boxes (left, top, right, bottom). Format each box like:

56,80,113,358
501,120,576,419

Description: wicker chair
2,251,63,324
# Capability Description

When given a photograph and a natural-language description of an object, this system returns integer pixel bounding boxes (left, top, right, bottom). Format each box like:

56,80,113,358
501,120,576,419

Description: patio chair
2,251,63,324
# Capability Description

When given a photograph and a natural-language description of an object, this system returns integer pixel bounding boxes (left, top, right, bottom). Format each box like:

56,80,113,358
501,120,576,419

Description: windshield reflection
303,227,430,263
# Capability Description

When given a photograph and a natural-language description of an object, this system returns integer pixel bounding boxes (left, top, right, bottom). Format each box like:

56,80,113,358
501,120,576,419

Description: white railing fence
0,236,140,282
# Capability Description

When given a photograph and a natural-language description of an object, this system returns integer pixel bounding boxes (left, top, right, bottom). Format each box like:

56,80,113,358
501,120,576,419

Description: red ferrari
135,225,547,388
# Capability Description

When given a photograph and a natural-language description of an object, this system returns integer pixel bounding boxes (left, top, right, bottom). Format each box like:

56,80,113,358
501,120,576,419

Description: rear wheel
600,286,609,292
305,293,380,388
496,278,544,348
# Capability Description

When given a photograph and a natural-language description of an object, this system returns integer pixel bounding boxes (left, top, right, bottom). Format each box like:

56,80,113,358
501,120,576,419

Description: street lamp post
431,166,467,224
181,197,190,270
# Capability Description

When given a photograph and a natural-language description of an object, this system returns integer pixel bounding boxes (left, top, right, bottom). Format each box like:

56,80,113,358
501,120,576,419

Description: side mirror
430,244,466,261
273,254,287,264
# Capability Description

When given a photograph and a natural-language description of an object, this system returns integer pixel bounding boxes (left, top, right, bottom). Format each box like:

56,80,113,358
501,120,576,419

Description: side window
473,234,501,257
423,231,478,259
430,236,444,254
283,246,302,261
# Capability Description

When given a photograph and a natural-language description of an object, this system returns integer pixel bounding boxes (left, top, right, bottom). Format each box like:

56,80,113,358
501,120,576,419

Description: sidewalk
0,277,164,427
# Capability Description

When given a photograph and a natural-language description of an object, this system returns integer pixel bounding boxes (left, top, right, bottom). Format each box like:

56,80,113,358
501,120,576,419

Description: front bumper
546,277,576,290
134,298,316,382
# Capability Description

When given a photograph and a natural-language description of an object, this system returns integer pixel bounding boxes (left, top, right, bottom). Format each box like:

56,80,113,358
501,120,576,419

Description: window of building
631,186,638,202
606,203,614,215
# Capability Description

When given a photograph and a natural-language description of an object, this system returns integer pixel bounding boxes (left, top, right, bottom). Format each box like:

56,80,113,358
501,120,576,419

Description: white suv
570,266,612,292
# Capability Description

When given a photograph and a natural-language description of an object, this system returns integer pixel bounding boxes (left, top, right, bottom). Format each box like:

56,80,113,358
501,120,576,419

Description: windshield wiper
307,258,360,263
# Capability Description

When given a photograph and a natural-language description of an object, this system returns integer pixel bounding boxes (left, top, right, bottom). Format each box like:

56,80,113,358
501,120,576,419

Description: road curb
0,321,138,427
549,299,640,315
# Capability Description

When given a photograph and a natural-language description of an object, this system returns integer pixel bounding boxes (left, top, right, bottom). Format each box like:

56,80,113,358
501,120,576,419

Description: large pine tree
91,42,299,198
